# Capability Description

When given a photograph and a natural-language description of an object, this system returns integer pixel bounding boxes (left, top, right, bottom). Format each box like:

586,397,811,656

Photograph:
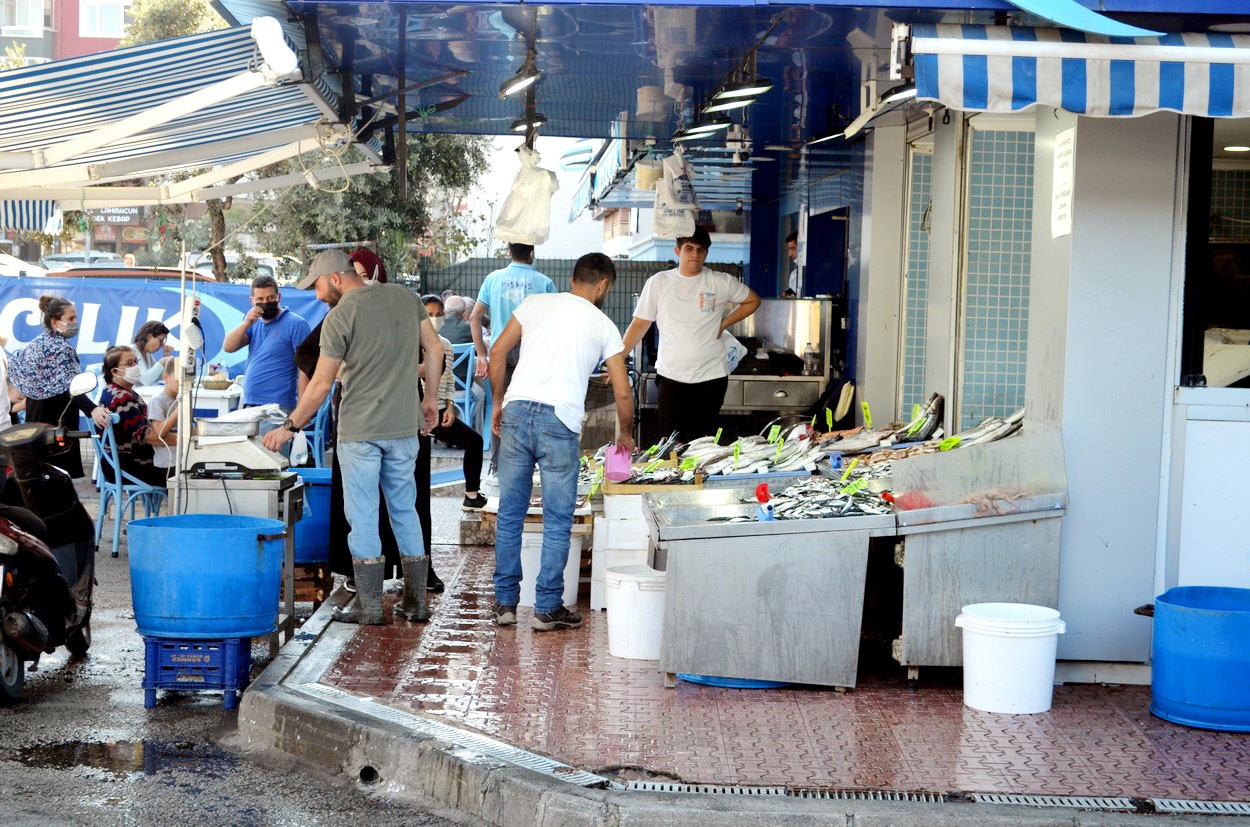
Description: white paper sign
1051,127,1075,239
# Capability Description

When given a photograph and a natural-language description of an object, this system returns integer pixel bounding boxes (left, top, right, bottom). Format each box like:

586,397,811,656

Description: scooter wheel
0,640,24,703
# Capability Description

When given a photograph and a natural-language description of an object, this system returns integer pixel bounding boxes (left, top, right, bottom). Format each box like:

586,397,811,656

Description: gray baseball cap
297,249,352,289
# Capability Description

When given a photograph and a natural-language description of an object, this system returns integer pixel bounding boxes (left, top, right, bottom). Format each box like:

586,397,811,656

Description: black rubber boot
332,558,385,625
426,559,445,593
394,555,430,621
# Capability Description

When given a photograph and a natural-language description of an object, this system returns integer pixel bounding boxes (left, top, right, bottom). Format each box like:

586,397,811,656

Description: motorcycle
0,372,100,703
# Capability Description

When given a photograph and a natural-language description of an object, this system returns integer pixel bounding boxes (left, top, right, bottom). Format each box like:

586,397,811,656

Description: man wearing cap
622,226,761,441
223,274,311,411
263,250,443,626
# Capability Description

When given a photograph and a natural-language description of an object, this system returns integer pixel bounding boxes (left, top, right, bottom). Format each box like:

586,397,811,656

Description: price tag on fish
679,456,697,471
840,457,858,481
861,401,872,428
643,458,664,473
826,408,833,429
775,438,783,463
588,468,604,497
768,425,781,444
811,413,817,428
714,427,723,445
842,477,867,496
939,436,961,451
733,442,741,470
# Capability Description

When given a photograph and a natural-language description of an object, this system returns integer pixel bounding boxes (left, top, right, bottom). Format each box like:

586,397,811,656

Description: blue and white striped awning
907,24,1250,118
0,199,56,232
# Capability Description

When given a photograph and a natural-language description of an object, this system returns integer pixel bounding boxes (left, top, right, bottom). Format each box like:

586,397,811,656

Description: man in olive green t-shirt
264,249,443,626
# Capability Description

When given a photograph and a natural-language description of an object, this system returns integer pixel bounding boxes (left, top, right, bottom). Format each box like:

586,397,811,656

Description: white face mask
430,316,445,332
117,365,143,384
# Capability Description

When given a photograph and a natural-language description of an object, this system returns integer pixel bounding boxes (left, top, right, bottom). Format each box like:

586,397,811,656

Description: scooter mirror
68,372,98,398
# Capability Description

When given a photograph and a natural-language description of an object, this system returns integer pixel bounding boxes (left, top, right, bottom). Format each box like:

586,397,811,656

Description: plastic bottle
802,342,818,376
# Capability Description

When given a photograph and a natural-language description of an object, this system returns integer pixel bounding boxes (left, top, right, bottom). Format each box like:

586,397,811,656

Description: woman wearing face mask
131,320,174,386
97,345,170,488
8,295,111,478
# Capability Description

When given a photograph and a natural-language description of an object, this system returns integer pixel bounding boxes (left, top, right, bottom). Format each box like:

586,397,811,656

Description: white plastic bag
493,146,560,245
653,150,699,238
722,332,748,373
289,429,309,466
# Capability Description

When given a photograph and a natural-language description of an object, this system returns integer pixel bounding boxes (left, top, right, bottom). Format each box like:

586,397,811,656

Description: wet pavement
0,467,462,827
319,542,1250,806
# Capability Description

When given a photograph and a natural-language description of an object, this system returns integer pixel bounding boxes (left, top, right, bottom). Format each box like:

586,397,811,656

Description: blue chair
92,415,167,558
306,382,336,468
449,344,491,451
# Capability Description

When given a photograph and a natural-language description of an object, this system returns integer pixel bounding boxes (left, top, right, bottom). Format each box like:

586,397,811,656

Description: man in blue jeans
264,249,442,625
489,253,634,631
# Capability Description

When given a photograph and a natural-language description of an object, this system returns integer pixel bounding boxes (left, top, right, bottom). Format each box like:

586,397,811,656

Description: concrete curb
237,596,1249,826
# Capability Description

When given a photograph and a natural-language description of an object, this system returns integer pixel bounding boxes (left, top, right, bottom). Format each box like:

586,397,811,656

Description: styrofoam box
600,518,649,550
603,493,645,522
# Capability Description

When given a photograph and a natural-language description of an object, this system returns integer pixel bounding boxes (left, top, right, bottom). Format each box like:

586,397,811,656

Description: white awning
898,23,1250,118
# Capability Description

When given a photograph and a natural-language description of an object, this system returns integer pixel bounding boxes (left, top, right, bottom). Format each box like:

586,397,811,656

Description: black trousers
657,374,729,443
432,417,483,492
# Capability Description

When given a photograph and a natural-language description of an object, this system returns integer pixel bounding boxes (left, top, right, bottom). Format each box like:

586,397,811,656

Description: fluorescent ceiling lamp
499,57,540,98
510,113,547,132
703,97,756,114
687,115,732,135
1225,145,1250,152
807,131,844,147
715,78,773,99
880,84,917,105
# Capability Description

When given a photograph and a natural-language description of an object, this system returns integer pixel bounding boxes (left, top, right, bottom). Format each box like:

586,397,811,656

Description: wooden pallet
280,563,333,608
479,509,593,535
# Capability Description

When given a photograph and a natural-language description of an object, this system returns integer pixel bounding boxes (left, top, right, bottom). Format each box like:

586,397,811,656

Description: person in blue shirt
223,274,311,411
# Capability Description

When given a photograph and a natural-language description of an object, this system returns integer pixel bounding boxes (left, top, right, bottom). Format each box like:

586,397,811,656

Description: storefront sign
88,207,142,225
0,276,327,375
1051,127,1075,239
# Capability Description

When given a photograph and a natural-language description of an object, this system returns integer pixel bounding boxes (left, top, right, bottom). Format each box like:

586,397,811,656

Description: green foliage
118,0,222,47
0,42,27,71
248,135,491,275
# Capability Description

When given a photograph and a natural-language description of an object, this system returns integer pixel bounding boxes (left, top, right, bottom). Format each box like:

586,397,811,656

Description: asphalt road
0,530,466,827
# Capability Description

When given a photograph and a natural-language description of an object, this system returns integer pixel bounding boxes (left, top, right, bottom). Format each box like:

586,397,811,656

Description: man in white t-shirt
489,253,634,632
622,226,761,441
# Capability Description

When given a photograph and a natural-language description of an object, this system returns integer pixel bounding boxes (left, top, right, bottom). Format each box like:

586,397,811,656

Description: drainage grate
296,682,610,788
792,788,946,803
973,794,1135,811
1153,799,1250,816
627,782,786,796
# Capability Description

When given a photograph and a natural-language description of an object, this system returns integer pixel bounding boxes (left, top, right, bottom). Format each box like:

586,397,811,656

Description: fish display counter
644,487,895,689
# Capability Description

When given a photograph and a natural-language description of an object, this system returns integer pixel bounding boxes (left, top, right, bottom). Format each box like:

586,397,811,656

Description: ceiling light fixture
511,113,547,132
703,96,757,114
880,83,917,105
1225,145,1250,152
715,77,774,100
687,115,732,135
499,52,540,98
807,131,844,147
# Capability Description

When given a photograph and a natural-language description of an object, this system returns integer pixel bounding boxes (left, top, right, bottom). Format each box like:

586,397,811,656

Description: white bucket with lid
519,534,581,609
955,603,1066,714
605,565,667,660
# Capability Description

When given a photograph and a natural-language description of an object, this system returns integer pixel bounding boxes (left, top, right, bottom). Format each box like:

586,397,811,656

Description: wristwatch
282,417,300,432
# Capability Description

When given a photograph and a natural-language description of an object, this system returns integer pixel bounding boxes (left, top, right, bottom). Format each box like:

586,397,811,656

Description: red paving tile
320,544,1250,799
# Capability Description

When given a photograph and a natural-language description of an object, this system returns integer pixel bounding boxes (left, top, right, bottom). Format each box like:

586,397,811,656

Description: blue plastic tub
1151,586,1250,732
128,514,286,639
677,673,793,689
293,467,333,563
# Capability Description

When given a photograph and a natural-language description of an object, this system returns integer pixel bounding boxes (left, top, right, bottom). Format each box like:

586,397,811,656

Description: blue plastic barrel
128,514,286,639
293,467,333,563
1152,586,1250,732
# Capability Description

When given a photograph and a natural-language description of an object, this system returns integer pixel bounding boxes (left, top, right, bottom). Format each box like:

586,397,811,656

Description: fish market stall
645,482,895,689
889,427,1067,678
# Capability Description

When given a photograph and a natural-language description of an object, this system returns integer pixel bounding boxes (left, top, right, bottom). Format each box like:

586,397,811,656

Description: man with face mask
489,253,634,632
223,274,311,411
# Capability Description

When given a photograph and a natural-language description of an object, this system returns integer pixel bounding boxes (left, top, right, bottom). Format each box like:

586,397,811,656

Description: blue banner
0,276,329,376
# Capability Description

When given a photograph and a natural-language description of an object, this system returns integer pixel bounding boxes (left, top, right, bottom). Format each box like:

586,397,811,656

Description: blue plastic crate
143,636,252,710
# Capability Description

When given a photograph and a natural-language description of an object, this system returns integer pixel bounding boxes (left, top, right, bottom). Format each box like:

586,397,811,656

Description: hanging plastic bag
493,145,560,245
653,149,698,237
722,331,748,374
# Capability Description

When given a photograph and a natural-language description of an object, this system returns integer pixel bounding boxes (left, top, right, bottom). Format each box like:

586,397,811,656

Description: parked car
58,266,215,282
0,253,47,278
41,252,123,272
187,253,298,282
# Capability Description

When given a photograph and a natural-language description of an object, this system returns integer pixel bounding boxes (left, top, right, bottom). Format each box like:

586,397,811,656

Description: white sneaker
480,475,500,497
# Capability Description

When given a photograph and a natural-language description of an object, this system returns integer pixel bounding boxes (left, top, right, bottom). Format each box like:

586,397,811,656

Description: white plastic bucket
605,565,667,660
519,534,581,608
955,603,1066,714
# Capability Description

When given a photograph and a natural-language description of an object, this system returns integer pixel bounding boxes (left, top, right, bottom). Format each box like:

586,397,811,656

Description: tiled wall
900,148,932,419
1211,168,1250,242
959,130,1034,431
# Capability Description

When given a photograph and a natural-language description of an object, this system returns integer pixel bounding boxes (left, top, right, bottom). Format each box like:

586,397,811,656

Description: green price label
775,439,784,463
589,468,604,496
580,455,587,466
679,456,697,471
826,408,833,429
733,442,741,469
912,403,922,421
939,436,962,451
907,412,925,436
811,413,817,428
861,401,872,428
768,424,781,444
714,427,723,445
840,457,859,481
643,458,663,472
645,443,660,457
843,477,867,495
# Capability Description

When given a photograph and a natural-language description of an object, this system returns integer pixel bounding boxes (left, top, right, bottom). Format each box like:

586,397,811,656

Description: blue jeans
337,435,425,560
493,401,579,613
